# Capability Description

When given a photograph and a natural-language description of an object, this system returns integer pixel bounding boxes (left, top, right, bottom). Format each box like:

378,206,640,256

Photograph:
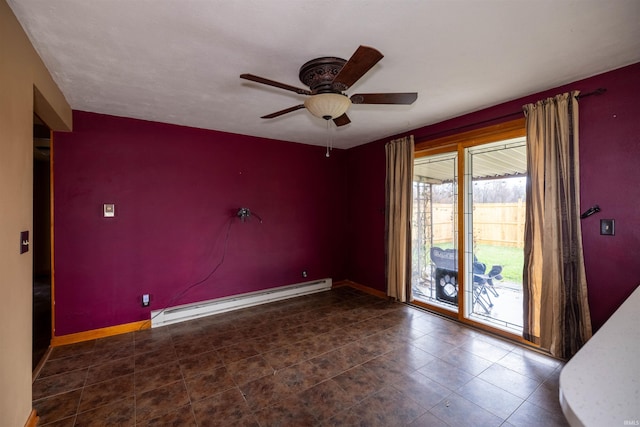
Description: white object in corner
559,285,640,427
150,278,332,328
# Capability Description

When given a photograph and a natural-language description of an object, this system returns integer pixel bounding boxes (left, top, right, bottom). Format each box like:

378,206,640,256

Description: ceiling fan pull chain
325,118,331,157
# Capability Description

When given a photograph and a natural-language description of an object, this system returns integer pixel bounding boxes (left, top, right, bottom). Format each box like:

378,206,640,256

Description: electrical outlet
302,271,308,278
142,294,150,307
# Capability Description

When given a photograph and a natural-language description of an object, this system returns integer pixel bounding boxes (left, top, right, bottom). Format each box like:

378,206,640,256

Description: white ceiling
9,0,640,149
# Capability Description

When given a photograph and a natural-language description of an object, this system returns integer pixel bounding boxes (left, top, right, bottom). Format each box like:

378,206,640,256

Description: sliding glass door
411,133,527,336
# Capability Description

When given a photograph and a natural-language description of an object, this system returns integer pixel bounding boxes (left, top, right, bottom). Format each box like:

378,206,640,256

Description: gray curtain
385,136,414,302
522,92,592,358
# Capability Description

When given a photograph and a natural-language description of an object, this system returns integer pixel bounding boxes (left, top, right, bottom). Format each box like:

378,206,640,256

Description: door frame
412,118,534,345
49,130,55,340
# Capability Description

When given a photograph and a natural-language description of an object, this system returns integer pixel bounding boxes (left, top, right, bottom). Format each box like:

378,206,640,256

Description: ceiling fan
240,45,418,127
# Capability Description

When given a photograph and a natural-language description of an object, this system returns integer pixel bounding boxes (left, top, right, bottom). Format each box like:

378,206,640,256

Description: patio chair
430,247,502,313
472,261,502,314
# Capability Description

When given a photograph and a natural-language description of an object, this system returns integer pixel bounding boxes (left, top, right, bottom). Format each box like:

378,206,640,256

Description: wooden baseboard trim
50,320,150,347
32,346,53,383
24,409,38,427
333,280,388,299
332,279,350,288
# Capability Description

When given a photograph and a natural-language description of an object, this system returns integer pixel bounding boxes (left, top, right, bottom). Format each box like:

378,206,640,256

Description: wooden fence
431,201,525,248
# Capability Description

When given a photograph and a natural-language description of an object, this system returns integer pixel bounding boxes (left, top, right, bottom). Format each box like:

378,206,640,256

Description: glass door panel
463,139,527,333
412,151,458,313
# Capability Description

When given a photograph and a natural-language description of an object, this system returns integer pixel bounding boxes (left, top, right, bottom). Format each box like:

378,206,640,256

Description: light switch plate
600,219,615,235
103,203,115,217
20,231,29,254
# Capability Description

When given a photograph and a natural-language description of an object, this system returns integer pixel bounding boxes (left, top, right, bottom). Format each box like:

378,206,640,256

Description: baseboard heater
150,278,332,328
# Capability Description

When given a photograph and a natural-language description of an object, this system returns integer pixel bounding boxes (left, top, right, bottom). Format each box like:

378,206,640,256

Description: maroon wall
577,64,640,331
346,62,640,331
54,64,638,335
345,141,387,290
54,112,348,335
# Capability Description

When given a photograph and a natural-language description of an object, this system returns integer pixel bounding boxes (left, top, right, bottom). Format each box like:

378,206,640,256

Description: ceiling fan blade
332,45,384,89
350,93,418,105
240,74,312,95
333,113,351,127
261,104,306,119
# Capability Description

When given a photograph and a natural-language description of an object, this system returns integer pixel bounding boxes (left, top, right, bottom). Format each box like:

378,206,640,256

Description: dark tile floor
33,287,569,426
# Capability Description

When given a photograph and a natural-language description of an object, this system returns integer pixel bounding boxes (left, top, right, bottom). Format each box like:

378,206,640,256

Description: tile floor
32,286,569,426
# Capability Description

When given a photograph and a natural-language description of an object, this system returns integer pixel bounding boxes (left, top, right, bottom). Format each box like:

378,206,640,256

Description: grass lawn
474,244,524,283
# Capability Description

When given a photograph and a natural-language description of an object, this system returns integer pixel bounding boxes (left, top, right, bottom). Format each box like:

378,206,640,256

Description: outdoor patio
412,278,524,333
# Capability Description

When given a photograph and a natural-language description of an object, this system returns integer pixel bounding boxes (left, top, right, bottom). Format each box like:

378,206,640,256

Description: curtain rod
575,87,607,99
416,88,607,142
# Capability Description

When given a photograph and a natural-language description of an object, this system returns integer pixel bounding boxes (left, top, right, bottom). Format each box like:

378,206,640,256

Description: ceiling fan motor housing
299,57,348,93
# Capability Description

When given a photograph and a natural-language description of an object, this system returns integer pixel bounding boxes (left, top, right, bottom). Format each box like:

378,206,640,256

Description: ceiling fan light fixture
304,93,351,120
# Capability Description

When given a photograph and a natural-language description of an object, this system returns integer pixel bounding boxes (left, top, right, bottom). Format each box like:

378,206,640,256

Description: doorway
411,122,528,338
33,115,52,370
